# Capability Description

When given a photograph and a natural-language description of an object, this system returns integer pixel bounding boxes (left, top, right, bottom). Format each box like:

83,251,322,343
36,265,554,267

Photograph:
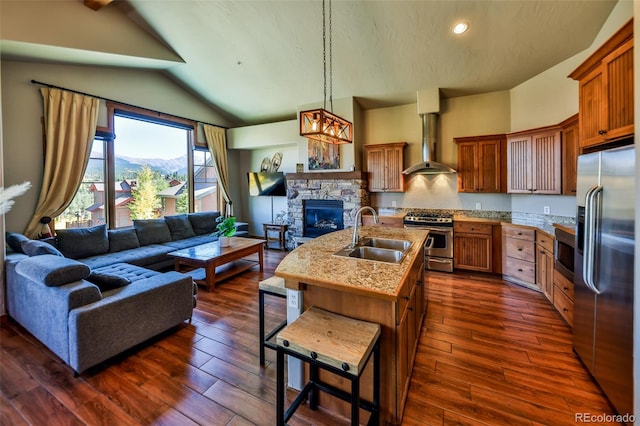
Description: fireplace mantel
285,171,366,180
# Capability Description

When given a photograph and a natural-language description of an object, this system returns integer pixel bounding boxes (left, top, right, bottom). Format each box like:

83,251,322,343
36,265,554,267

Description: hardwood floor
1,249,619,425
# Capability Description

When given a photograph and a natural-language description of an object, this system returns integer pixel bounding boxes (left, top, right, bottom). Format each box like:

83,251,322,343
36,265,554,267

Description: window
58,136,107,229
193,149,218,213
58,104,216,229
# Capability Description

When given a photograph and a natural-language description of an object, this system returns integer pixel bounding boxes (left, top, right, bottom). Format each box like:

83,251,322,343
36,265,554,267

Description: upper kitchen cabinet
506,125,562,194
364,142,407,192
454,134,507,193
569,19,633,150
560,114,579,195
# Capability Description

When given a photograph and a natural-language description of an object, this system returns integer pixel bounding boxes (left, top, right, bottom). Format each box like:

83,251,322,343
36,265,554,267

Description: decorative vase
219,236,232,247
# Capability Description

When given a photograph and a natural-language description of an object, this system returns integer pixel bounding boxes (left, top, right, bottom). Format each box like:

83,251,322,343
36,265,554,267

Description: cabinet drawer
553,284,574,326
536,231,554,253
397,279,411,325
454,222,493,235
553,269,574,300
505,257,535,284
503,226,535,241
505,238,535,261
362,215,404,228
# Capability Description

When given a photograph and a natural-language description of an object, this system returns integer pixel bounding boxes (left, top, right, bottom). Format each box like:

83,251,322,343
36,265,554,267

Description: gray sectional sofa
4,211,248,373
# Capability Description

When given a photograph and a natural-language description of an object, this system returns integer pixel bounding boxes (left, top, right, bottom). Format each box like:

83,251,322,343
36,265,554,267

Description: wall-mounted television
247,172,287,196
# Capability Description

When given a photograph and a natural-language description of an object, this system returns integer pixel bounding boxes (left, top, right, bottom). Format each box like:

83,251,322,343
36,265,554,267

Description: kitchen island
275,226,429,425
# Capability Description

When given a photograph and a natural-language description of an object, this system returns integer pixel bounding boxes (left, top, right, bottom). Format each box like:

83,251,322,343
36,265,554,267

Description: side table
263,223,289,251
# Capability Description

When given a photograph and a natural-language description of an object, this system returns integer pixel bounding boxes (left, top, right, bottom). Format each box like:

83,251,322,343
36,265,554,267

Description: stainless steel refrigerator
574,144,634,417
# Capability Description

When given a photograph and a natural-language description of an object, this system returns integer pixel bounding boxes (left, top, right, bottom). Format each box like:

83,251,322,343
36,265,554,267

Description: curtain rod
30,79,229,130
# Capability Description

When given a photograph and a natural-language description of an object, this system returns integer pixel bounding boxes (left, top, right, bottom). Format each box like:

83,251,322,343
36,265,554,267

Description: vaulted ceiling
0,0,618,126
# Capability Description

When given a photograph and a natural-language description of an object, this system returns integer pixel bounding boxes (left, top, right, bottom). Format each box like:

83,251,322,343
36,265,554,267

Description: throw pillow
21,240,64,257
6,232,30,253
56,224,109,259
108,228,140,252
133,219,172,246
188,211,221,235
86,272,131,291
164,214,196,240
15,255,90,287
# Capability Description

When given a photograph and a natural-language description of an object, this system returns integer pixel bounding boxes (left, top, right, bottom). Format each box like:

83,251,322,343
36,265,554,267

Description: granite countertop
275,227,428,300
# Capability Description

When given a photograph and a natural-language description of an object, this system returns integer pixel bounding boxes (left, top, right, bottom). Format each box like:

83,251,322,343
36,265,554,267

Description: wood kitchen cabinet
362,214,404,228
560,114,579,195
506,125,562,194
364,142,407,192
453,221,493,272
569,19,633,150
502,225,536,289
454,134,506,193
553,269,574,327
536,230,554,299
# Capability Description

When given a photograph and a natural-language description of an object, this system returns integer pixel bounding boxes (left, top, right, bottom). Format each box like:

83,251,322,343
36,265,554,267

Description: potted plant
214,216,236,247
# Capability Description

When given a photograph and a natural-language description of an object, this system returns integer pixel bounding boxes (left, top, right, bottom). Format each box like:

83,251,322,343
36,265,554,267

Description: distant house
86,180,135,227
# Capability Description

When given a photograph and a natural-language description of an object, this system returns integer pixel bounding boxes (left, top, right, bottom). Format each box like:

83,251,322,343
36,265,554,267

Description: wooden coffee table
169,237,265,291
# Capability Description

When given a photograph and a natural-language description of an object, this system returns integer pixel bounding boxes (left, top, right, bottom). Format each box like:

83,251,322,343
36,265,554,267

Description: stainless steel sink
333,238,411,264
360,237,412,251
347,246,406,263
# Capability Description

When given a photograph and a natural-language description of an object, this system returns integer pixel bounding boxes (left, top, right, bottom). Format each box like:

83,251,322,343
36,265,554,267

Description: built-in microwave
554,227,575,282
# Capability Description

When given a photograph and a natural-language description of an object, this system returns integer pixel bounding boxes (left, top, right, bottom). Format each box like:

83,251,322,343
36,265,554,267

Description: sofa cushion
21,240,64,257
164,214,196,240
87,272,131,291
108,228,140,252
188,211,220,235
134,219,172,246
6,232,30,253
56,224,108,259
16,254,90,287
92,263,161,282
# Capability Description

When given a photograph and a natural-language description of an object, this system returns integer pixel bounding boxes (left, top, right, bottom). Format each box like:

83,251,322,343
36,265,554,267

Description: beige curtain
203,124,233,216
24,88,99,238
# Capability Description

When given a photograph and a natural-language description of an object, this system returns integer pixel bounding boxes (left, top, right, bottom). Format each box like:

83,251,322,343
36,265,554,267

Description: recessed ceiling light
453,22,469,35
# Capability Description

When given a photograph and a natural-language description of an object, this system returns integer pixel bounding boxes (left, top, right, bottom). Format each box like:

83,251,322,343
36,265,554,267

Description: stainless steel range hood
402,113,456,175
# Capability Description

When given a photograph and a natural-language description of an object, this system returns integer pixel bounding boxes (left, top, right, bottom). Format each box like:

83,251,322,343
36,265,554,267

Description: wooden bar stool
276,306,381,426
259,276,288,366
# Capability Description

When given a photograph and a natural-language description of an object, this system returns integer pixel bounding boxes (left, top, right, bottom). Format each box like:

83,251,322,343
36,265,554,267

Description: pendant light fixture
299,0,353,145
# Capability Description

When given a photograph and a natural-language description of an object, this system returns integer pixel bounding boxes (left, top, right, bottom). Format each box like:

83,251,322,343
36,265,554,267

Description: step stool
276,306,381,426
259,276,287,366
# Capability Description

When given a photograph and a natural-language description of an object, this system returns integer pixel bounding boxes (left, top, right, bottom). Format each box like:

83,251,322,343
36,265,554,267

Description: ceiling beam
84,0,114,11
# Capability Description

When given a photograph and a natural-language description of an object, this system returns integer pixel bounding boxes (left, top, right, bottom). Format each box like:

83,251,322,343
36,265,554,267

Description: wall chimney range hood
402,112,456,175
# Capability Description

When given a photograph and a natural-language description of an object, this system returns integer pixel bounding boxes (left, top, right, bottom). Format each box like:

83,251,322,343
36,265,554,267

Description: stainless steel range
404,211,454,272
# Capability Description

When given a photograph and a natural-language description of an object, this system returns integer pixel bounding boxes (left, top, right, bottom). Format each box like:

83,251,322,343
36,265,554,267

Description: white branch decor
0,182,32,215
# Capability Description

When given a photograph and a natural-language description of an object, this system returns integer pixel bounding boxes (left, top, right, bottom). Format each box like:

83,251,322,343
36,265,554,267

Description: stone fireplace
303,199,344,237
285,171,369,238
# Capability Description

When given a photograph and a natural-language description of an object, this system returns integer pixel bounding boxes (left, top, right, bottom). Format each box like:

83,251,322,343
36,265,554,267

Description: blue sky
112,116,189,160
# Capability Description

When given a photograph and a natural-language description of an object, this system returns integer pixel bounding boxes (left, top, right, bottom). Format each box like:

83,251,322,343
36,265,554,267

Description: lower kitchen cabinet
502,225,536,288
536,230,554,298
553,268,575,327
362,214,404,228
453,222,493,272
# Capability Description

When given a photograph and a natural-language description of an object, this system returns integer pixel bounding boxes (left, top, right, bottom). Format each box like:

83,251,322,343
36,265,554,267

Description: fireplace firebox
303,200,344,237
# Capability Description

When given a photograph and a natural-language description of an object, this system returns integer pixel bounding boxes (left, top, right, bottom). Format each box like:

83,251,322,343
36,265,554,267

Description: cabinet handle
403,296,410,301
598,129,607,135
571,189,577,193
563,308,569,312
518,248,523,251
518,268,523,272
563,286,569,291
540,250,545,254
408,307,414,312
517,232,523,236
